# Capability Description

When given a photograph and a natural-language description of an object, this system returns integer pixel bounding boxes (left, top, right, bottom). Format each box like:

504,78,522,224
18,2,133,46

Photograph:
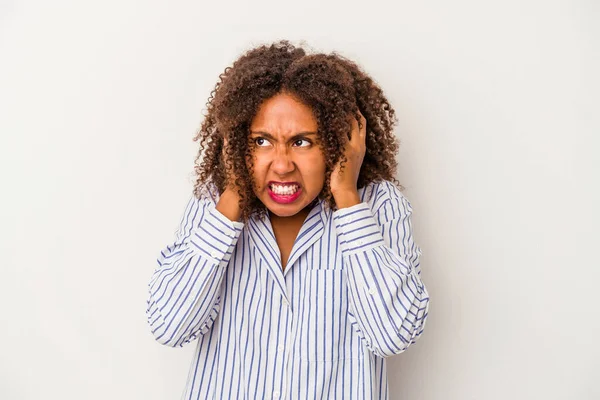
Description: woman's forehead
250,93,317,132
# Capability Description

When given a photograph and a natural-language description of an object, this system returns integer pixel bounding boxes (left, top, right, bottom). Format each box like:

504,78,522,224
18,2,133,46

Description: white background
1,0,598,399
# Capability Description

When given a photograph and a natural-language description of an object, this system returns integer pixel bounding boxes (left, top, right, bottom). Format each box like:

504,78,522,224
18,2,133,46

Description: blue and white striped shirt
146,180,429,399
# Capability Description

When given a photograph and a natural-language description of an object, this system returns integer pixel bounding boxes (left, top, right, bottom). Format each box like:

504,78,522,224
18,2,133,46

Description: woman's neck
269,207,311,228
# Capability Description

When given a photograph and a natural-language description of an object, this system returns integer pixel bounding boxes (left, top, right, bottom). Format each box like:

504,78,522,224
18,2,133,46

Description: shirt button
273,391,280,398
282,298,289,306
368,288,376,295
211,251,218,259
277,344,284,352
357,240,364,246
345,217,352,224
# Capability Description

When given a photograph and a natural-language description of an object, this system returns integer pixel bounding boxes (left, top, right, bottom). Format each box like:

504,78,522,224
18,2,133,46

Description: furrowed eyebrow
249,131,318,141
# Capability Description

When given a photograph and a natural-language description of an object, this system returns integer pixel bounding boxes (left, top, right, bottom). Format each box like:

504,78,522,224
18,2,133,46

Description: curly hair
192,40,401,221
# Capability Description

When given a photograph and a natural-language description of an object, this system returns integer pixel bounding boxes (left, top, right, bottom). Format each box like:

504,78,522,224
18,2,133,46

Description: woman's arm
146,189,244,347
334,181,430,358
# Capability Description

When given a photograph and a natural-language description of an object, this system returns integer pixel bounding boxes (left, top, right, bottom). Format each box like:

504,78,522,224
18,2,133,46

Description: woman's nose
271,147,295,176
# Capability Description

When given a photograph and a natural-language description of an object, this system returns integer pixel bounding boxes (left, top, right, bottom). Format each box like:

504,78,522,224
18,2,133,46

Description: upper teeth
271,184,299,195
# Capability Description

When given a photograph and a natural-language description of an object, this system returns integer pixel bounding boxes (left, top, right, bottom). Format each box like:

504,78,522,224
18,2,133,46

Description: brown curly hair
193,40,401,222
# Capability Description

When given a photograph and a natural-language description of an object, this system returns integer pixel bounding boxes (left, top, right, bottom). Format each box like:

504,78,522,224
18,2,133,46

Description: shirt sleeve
333,182,430,358
146,192,244,347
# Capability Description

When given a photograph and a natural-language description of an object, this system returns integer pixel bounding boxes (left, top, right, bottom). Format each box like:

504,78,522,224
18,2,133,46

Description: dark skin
194,42,402,224
270,208,310,271
218,93,366,271
216,170,309,271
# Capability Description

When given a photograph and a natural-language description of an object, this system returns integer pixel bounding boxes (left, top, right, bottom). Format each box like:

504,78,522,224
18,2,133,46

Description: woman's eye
254,138,271,147
292,139,311,147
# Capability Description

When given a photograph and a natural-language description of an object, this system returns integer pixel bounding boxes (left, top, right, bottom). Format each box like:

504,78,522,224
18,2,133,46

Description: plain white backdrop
1,0,598,399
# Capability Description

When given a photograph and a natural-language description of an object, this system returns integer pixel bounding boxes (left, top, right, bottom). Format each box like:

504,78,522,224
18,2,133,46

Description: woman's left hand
330,111,367,208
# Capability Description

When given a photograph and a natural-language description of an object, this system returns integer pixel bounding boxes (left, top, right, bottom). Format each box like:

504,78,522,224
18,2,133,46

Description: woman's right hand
216,138,243,222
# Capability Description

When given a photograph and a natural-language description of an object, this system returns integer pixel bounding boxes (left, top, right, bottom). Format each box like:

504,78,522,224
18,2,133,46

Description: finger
358,112,367,139
349,117,358,141
350,114,366,148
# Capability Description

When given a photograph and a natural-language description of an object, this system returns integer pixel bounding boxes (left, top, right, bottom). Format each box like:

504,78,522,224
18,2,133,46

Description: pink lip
267,182,302,204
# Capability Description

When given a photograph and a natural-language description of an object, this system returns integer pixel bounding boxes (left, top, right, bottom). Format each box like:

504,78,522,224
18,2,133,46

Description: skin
194,42,401,224
216,92,367,269
248,93,326,219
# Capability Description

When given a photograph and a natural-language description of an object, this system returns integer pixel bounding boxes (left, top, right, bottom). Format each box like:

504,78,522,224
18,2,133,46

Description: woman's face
248,92,326,218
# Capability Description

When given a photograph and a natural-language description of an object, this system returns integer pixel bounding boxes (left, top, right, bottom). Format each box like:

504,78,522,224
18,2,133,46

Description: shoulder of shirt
193,180,220,206
359,179,413,216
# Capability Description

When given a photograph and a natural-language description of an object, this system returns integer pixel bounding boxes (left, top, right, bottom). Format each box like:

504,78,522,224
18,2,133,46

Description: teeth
271,184,299,195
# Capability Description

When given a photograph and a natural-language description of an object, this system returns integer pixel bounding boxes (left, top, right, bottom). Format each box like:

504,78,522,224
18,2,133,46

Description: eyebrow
250,131,317,137
249,131,318,140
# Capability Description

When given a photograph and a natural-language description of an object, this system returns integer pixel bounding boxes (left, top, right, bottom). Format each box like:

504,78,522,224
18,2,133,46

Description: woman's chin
262,196,315,218
266,203,304,218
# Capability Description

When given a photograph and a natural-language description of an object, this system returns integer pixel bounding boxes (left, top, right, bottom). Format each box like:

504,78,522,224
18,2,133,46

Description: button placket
269,298,290,400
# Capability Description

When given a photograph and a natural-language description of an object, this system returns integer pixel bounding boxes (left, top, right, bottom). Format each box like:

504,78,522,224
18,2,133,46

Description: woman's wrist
332,188,361,209
216,188,242,222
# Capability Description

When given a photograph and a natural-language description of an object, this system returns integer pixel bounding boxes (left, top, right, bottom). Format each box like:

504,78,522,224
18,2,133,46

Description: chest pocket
297,268,355,362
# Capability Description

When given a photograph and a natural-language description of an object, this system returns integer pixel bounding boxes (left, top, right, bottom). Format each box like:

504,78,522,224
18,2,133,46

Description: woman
146,40,430,399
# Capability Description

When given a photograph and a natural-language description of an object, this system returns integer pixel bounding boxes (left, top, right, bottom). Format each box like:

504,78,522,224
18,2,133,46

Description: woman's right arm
146,188,244,347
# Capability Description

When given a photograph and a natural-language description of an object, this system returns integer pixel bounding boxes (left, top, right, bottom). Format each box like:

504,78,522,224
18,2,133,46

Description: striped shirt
146,180,430,399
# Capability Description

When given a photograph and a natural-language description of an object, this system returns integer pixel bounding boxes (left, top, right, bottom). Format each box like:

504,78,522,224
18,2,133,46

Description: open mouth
267,182,302,204
268,183,300,196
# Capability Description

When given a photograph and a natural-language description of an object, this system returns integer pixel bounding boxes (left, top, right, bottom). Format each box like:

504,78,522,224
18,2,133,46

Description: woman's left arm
333,181,430,358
